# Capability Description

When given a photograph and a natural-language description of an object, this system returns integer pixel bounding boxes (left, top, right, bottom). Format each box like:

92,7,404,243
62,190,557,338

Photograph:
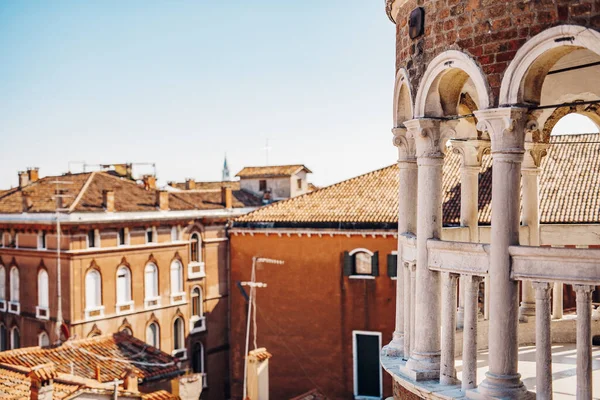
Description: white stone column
451,139,489,328
519,142,548,320
403,118,449,380
403,262,412,359
410,262,416,356
552,282,563,319
384,127,417,357
462,274,483,391
441,272,459,385
473,108,530,398
533,281,553,400
574,284,594,400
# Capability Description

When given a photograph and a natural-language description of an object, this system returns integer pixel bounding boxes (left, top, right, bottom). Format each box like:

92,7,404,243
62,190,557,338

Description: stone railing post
451,139,490,327
472,108,530,398
462,274,483,391
403,262,412,359
402,118,450,380
410,262,416,356
532,281,553,399
383,127,417,357
574,284,594,400
440,272,459,385
519,140,549,320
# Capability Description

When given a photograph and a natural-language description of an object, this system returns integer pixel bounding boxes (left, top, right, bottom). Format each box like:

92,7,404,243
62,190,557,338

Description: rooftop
235,164,312,179
234,134,600,228
167,180,241,191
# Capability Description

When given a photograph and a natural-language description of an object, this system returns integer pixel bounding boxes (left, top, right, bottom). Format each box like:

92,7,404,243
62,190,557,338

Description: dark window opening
119,228,126,246
88,230,96,248
343,251,379,277
259,180,267,191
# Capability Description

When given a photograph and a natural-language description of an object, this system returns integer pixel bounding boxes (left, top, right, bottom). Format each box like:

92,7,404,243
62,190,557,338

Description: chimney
95,365,101,382
27,168,40,183
221,186,232,209
171,374,203,400
143,175,156,190
18,171,29,188
120,367,141,393
28,364,57,400
185,179,196,190
156,190,169,211
103,190,115,212
246,348,272,400
22,192,33,212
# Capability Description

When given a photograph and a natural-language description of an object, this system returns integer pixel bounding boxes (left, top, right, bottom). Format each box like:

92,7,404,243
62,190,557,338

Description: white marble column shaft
553,282,563,319
574,284,594,400
441,272,459,385
533,281,553,400
462,275,482,391
403,263,412,359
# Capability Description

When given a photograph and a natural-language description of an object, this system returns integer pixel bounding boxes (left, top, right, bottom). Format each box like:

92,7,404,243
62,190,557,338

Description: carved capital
450,139,491,168
574,284,595,302
523,141,549,169
405,119,454,159
392,127,416,162
474,108,528,155
532,281,552,300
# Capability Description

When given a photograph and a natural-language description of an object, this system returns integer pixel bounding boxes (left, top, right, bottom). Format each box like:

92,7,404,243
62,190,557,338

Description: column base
401,352,440,381
518,301,535,321
382,335,404,358
467,372,533,399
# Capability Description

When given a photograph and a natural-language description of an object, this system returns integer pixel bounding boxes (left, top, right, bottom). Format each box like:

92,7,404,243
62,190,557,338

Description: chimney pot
185,179,196,190
156,190,169,211
22,192,33,212
121,367,140,393
143,175,156,190
27,167,40,183
18,171,29,188
221,186,233,209
28,364,57,400
103,190,115,212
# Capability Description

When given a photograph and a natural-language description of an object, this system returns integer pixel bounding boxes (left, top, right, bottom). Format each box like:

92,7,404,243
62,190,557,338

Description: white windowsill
8,301,20,315
115,300,135,315
144,296,162,310
84,305,105,320
190,316,206,334
36,306,50,320
170,292,186,305
349,275,376,280
188,261,206,279
172,348,188,360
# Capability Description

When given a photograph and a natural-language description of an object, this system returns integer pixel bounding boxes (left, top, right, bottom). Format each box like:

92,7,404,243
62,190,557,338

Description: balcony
188,261,206,279
190,315,206,334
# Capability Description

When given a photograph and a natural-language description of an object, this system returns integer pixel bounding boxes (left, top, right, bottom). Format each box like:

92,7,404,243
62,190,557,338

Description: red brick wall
230,232,397,400
394,0,600,105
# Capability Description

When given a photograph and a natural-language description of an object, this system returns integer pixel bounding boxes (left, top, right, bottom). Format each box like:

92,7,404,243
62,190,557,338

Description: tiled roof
235,134,600,227
235,164,311,178
141,390,178,400
168,181,241,191
0,171,260,213
289,388,328,400
0,364,79,400
0,332,183,384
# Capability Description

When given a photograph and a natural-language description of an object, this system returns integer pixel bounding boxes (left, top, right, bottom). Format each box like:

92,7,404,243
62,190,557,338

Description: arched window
191,287,203,317
0,265,6,301
10,327,19,349
551,113,600,135
38,269,49,309
190,233,201,262
192,342,204,373
39,332,50,347
170,260,183,294
0,324,7,351
10,267,19,303
144,263,159,299
173,317,184,350
116,266,132,305
121,327,133,336
85,269,102,309
146,322,160,349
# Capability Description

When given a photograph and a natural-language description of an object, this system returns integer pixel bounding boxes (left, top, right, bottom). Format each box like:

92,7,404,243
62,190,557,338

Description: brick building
0,167,261,399
229,135,600,399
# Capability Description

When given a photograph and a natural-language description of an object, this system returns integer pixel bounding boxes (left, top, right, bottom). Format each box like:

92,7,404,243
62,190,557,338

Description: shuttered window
343,250,379,277
387,253,398,278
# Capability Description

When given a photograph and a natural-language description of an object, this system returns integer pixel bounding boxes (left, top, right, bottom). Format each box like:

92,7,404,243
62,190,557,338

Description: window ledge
115,300,135,315
349,275,376,280
84,306,105,320
144,297,162,309
172,348,188,360
8,301,20,315
188,262,206,279
190,316,206,334
36,306,50,320
170,292,187,305
200,372,208,389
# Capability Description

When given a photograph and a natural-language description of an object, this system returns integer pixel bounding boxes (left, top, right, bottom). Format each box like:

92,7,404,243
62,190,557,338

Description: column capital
450,139,491,168
523,141,550,169
392,127,416,162
574,284,595,301
474,107,528,155
532,281,552,299
405,118,455,159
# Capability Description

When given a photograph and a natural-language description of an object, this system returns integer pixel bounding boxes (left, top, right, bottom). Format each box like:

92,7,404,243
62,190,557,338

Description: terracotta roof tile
168,181,241,191
0,332,182,384
235,165,311,178
0,365,79,400
235,134,600,227
142,390,178,400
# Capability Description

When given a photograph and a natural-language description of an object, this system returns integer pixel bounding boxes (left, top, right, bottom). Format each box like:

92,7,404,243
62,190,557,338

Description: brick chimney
27,168,40,183
221,186,232,209
18,171,29,188
120,367,141,393
185,179,196,190
156,190,169,211
102,190,115,212
143,175,156,190
95,365,101,382
28,364,57,400
22,192,33,212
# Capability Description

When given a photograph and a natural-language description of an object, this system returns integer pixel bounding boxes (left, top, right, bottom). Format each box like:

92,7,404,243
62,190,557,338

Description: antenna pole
55,181,63,340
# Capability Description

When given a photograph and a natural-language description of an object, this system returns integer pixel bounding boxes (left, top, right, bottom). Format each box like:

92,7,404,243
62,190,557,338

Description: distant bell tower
222,154,231,181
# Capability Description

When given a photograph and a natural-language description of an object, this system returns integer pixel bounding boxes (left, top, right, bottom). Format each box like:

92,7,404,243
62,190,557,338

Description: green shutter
343,251,353,276
387,254,398,278
371,251,379,277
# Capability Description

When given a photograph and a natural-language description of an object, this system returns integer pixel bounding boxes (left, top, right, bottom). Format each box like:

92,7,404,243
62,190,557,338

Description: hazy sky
0,1,397,189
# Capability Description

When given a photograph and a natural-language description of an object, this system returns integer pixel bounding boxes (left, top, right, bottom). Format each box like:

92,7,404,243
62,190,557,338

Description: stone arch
415,50,490,118
393,68,414,127
500,25,600,106
542,103,600,142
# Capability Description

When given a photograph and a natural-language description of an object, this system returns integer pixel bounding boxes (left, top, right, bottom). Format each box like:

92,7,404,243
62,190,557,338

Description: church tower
222,154,231,181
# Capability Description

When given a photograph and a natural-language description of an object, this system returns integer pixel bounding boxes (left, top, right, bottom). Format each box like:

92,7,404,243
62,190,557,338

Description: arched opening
0,324,7,351
190,233,201,263
173,317,185,351
39,331,50,347
146,321,160,349
10,327,19,349
192,342,205,374
393,68,414,127
550,113,600,136
170,260,184,295
85,269,102,310
144,263,159,301
116,265,132,305
38,269,49,309
9,266,19,304
191,287,203,318
0,265,5,302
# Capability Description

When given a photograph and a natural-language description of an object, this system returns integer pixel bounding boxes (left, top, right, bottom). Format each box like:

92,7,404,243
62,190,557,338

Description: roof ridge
68,172,97,213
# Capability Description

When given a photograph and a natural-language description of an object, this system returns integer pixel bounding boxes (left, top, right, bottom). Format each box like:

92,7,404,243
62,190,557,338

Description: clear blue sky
0,1,398,189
